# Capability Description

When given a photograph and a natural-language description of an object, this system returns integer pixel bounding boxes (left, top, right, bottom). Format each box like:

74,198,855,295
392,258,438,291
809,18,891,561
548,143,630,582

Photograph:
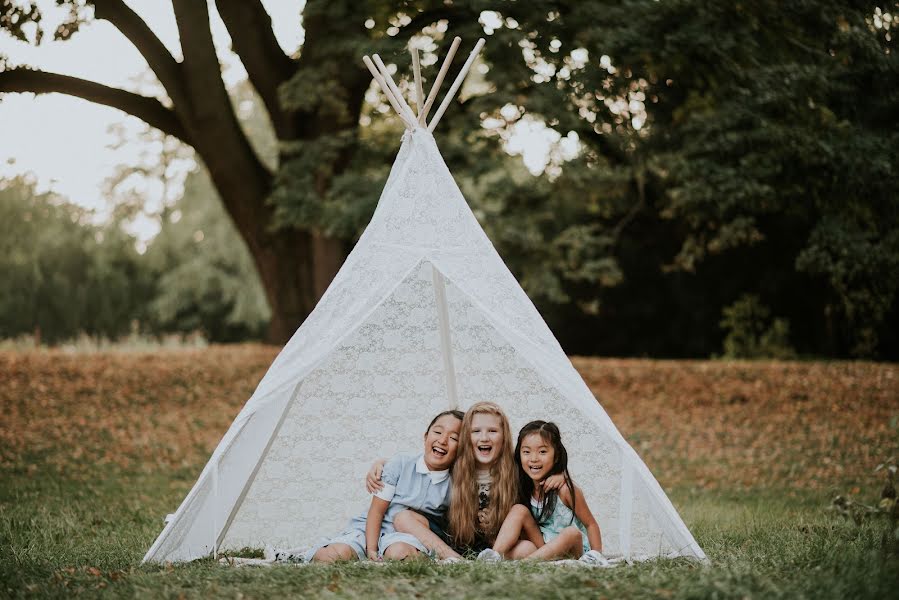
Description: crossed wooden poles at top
363,37,486,133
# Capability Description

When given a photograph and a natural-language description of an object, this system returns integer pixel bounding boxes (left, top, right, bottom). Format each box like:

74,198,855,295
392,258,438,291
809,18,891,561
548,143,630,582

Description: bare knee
560,527,583,548
313,544,357,563
508,504,531,521
383,542,420,561
393,510,427,533
508,540,537,559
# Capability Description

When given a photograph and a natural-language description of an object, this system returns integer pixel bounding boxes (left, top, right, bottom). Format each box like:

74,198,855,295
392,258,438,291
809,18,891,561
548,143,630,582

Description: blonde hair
448,401,517,547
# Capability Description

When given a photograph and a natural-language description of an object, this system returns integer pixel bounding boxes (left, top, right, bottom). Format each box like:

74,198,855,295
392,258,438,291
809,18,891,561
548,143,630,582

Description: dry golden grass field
2,346,895,491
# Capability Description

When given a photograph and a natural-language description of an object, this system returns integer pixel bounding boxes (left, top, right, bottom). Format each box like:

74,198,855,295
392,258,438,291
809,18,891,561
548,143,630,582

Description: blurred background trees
1,1,896,358
0,175,149,343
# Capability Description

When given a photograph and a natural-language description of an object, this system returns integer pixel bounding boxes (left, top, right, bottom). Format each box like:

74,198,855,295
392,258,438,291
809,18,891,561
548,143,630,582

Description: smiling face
422,414,462,471
470,413,505,466
519,432,556,482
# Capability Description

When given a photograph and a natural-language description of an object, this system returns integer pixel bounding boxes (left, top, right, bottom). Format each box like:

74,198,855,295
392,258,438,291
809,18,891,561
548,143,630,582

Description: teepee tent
143,38,705,564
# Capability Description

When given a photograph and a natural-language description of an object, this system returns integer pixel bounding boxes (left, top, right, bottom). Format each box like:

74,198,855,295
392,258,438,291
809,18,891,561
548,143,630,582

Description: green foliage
0,164,269,345
0,176,150,343
3,1,897,357
621,1,899,357
831,455,899,555
796,219,899,358
142,169,271,343
720,294,796,360
267,0,899,358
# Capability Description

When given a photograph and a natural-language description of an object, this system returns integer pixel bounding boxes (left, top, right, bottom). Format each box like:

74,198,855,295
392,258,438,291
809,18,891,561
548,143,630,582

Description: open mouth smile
431,445,448,457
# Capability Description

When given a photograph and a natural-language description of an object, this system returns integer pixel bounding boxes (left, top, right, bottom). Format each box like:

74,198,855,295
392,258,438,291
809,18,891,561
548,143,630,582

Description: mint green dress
530,497,591,554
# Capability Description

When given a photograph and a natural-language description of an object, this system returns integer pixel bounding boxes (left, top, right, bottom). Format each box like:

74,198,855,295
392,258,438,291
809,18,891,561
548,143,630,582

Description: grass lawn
1,345,897,598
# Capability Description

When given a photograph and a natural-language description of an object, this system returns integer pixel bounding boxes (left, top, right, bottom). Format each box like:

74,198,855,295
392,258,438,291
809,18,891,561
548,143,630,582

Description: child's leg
493,504,543,557
393,510,461,560
382,542,420,560
506,540,538,559
312,543,358,563
307,530,366,563
526,526,584,561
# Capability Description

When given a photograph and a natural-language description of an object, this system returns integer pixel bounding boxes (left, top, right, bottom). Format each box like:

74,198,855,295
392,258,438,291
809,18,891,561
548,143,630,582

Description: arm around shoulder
365,457,388,494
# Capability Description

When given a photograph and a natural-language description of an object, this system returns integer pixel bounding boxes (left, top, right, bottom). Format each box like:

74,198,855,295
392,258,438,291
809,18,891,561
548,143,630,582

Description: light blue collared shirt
348,452,451,532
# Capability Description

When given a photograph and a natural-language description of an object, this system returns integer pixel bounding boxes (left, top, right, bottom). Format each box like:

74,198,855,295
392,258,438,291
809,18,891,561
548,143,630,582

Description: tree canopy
1,1,897,358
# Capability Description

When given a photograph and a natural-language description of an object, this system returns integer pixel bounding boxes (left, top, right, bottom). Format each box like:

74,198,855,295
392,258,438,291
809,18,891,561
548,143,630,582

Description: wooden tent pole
411,46,425,120
363,55,413,129
372,54,418,126
428,38,486,132
419,37,461,125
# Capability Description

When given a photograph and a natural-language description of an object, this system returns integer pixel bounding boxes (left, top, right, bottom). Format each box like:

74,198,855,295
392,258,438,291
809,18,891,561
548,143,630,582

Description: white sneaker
578,550,610,566
263,544,276,561
437,556,464,564
476,548,502,562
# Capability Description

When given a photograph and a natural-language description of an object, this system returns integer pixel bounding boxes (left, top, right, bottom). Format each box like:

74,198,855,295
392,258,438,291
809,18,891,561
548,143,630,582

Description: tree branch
213,0,297,139
0,68,191,143
171,0,235,123
611,167,646,246
171,0,272,218
90,0,188,111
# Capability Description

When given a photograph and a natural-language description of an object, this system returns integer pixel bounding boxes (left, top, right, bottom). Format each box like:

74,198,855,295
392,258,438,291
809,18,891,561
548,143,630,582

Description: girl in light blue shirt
307,410,463,562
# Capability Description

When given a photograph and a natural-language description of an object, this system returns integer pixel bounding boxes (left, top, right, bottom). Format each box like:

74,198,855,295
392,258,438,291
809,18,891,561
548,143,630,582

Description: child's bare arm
364,496,390,559
393,510,461,560
542,473,566,491
563,484,602,552
365,458,387,494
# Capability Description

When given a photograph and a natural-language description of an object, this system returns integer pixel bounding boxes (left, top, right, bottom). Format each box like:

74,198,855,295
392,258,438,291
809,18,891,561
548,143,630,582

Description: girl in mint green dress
482,421,606,563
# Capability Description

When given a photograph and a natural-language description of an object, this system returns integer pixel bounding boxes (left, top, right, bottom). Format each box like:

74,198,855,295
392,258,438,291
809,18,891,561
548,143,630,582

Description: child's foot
476,548,502,562
578,550,610,566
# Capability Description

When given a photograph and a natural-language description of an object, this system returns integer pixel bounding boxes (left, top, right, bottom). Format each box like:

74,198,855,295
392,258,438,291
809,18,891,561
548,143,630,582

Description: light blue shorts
304,528,428,562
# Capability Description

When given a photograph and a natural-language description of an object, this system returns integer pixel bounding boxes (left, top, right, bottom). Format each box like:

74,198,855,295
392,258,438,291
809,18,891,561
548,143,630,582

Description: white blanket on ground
216,546,630,568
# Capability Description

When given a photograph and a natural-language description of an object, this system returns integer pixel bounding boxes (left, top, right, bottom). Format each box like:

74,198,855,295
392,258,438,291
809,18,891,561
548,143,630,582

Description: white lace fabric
143,128,705,564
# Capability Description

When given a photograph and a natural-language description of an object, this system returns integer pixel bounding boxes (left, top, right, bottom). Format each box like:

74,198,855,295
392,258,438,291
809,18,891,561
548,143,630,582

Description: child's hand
366,549,380,561
366,459,386,494
542,473,567,491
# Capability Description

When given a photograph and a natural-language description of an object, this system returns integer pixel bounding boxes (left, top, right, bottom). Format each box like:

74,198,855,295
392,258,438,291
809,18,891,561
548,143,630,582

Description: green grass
2,466,897,599
2,350,897,597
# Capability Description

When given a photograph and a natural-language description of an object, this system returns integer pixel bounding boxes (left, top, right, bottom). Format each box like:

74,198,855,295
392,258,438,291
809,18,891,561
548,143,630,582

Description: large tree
1,0,389,342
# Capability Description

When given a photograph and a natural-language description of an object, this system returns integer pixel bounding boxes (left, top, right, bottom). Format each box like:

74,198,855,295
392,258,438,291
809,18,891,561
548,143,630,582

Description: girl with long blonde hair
448,402,515,550
367,402,548,560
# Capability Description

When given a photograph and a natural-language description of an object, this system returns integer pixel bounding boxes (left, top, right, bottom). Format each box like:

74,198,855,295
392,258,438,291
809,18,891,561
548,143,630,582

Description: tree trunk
197,147,347,344
252,229,346,345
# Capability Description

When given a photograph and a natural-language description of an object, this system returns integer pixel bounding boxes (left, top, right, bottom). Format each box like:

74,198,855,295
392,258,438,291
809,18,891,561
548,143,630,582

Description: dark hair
514,420,575,526
426,409,465,434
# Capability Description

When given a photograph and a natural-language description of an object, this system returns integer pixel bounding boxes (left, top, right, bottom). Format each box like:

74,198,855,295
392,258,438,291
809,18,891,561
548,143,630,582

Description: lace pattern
144,129,704,563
